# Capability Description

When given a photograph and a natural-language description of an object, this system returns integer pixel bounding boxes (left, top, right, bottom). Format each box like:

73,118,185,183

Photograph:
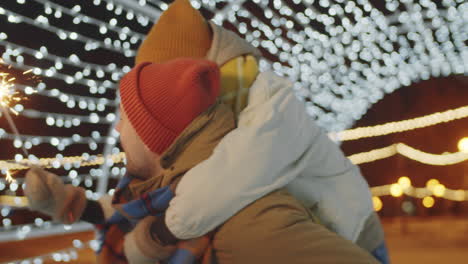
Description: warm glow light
426,179,440,190
390,184,403,197
422,196,435,208
0,152,126,171
348,143,468,166
5,170,16,183
458,137,468,153
372,196,383,212
398,176,411,189
371,178,468,202
333,106,468,141
0,70,20,115
454,190,466,201
433,184,446,197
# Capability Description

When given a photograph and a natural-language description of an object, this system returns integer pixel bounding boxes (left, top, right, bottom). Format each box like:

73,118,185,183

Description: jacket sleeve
165,72,322,239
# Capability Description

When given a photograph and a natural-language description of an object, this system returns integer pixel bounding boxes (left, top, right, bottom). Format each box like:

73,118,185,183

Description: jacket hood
206,21,261,67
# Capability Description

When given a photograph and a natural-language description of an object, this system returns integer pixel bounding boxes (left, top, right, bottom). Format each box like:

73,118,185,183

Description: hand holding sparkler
24,166,88,224
0,58,38,182
0,59,87,223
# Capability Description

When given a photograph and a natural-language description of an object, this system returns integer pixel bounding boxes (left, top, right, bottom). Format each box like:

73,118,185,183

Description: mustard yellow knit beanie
135,0,212,64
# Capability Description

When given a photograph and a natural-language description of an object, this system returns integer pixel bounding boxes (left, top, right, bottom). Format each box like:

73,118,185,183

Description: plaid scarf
96,174,211,264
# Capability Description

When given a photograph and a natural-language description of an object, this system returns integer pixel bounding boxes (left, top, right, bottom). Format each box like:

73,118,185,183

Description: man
26,57,377,263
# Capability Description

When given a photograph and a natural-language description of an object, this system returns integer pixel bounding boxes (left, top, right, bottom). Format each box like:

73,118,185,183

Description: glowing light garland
0,152,125,171
1,141,465,176
371,176,468,212
0,7,136,56
371,177,468,211
32,0,147,40
330,105,468,141
348,143,468,165
0,140,468,182
1,39,127,75
2,58,116,94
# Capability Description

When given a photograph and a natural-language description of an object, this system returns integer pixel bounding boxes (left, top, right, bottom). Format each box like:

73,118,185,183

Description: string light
372,196,383,212
1,39,127,75
348,143,468,165
330,105,468,141
2,58,116,94
0,152,125,171
422,196,435,208
0,7,136,56
0,130,108,151
0,194,26,207
390,183,404,197
0,141,466,175
458,137,468,153
397,176,411,189
371,178,468,201
32,0,146,40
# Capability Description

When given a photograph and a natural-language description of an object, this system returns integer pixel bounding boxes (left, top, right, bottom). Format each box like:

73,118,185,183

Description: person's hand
24,166,87,224
124,216,176,264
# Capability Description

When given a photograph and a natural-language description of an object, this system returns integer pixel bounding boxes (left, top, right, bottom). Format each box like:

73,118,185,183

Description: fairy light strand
1,141,466,172
371,177,468,201
0,152,125,171
348,143,468,165
1,39,127,74
32,0,147,39
0,7,136,57
330,105,468,141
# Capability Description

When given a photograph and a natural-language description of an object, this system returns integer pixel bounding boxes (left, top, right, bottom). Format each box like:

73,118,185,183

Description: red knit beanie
119,58,220,154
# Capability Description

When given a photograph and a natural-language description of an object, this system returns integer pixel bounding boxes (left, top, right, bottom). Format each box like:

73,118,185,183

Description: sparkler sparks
0,58,39,115
0,70,21,115
0,58,40,183
5,170,16,183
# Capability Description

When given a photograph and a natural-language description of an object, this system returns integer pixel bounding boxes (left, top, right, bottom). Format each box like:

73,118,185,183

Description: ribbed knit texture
135,0,211,65
120,59,220,154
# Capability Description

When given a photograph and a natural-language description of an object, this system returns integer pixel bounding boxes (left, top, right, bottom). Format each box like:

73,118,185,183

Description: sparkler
5,170,16,183
0,58,39,183
0,69,21,115
0,59,37,115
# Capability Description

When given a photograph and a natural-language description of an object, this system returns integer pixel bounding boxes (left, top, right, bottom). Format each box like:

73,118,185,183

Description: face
115,107,162,179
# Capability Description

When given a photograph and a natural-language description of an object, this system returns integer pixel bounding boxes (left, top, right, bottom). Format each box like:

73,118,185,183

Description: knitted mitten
124,216,177,264
24,166,87,224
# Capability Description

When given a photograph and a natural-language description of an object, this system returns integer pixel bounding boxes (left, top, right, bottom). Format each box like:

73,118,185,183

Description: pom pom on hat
120,58,220,154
